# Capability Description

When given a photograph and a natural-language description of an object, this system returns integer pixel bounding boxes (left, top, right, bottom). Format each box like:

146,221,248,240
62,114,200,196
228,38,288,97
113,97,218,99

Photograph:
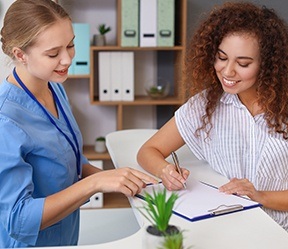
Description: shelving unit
58,0,187,209
90,0,187,131
64,0,187,160
83,145,110,160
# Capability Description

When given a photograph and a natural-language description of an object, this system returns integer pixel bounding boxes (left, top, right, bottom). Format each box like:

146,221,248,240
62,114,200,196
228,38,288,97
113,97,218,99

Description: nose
60,49,74,66
223,61,236,77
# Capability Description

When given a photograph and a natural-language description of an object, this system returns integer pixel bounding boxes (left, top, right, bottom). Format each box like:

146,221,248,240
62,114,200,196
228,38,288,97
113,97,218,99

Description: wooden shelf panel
68,74,90,79
90,96,184,106
103,193,131,208
91,45,184,51
83,145,110,160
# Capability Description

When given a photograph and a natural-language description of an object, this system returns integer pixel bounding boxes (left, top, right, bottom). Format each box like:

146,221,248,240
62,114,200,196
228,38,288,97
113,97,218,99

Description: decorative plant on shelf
98,24,111,35
139,187,185,248
95,136,105,142
93,24,111,46
94,136,106,153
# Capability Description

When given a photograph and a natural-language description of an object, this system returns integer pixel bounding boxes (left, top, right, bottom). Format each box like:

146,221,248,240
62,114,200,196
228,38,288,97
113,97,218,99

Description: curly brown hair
185,2,288,139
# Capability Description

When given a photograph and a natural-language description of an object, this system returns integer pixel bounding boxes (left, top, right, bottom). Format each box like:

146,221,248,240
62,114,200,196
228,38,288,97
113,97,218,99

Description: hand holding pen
171,151,187,189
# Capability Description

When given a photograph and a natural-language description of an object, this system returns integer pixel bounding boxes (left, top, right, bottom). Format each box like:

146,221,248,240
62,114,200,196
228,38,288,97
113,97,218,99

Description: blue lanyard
13,68,81,179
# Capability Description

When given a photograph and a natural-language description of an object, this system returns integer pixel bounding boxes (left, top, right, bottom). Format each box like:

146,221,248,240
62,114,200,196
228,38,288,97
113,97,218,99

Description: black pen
171,151,187,189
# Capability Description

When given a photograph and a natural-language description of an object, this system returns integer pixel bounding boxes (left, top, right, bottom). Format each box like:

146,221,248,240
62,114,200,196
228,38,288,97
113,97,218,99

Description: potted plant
160,230,187,249
94,136,106,153
93,23,111,46
139,187,184,248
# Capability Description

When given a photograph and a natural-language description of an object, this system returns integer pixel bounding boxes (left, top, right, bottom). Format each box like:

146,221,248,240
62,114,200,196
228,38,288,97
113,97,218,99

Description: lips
223,77,240,87
55,68,68,76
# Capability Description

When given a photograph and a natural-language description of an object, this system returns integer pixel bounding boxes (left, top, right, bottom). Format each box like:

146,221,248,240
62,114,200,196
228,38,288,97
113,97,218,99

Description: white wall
0,0,14,83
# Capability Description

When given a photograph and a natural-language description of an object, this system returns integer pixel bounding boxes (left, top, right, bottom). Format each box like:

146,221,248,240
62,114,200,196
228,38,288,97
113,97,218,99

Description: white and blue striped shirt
175,92,288,230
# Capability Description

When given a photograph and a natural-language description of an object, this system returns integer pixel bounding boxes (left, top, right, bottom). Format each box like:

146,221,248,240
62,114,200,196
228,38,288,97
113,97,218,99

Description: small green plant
98,24,111,35
159,229,193,249
159,230,184,249
140,188,178,233
95,136,105,142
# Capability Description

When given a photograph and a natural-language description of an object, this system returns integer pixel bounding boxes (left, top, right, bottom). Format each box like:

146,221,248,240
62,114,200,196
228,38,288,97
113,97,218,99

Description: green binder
157,0,175,47
121,0,139,47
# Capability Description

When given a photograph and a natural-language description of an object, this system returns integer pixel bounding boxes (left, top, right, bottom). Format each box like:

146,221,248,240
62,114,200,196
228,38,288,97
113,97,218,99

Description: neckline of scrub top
12,67,81,179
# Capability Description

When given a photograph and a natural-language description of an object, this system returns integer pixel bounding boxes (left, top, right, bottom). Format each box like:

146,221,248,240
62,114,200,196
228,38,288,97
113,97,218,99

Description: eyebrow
218,49,254,60
44,35,75,52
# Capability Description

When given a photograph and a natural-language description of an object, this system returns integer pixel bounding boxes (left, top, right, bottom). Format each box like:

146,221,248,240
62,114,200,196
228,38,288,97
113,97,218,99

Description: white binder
98,52,111,101
81,160,103,208
111,52,123,101
121,52,134,101
140,0,157,47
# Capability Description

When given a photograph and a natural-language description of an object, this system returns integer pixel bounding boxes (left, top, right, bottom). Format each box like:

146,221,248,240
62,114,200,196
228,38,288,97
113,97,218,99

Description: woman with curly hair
137,2,288,230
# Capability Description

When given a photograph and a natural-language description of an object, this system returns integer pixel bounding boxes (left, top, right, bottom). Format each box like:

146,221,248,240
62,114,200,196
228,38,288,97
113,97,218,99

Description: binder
157,0,175,47
121,52,134,101
137,179,261,222
81,160,103,208
98,52,111,101
71,23,90,75
110,52,123,101
139,0,157,47
121,0,139,47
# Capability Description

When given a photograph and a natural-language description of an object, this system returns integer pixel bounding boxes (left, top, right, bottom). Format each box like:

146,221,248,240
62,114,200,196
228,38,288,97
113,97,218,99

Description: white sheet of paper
138,179,260,221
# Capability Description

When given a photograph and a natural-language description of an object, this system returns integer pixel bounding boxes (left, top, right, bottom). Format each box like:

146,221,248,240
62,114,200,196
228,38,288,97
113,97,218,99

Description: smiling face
21,18,75,84
214,33,261,99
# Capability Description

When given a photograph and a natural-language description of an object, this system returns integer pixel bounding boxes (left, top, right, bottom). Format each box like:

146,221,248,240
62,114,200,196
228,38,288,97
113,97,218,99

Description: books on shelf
69,23,90,75
81,160,103,208
121,0,175,47
98,52,134,101
121,0,139,47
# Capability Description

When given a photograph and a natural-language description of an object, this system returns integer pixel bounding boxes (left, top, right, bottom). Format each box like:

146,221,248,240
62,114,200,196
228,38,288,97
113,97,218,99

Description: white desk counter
32,129,288,249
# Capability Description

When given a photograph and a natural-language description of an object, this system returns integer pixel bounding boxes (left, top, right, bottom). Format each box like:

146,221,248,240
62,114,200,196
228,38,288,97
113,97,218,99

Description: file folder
98,52,111,101
137,179,261,222
81,160,103,208
157,0,175,47
121,52,134,101
110,52,122,101
121,0,139,47
140,0,157,47
71,23,90,75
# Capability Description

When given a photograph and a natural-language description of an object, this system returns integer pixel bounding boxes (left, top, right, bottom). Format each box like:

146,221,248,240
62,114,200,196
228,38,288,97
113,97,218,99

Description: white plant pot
94,141,106,153
142,227,164,249
142,225,181,249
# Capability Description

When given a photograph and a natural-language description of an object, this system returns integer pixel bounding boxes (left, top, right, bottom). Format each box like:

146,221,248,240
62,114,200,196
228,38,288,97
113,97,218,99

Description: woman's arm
41,166,157,229
137,117,190,190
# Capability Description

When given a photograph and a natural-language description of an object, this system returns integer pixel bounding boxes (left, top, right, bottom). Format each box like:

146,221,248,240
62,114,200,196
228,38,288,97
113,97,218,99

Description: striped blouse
175,92,288,231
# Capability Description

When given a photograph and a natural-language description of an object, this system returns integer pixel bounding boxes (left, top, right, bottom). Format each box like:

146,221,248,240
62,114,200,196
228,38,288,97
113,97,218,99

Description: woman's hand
92,167,158,197
219,178,262,202
160,164,190,191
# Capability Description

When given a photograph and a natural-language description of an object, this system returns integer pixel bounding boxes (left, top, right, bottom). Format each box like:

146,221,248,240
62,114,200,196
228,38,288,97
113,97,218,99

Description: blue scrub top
0,80,89,247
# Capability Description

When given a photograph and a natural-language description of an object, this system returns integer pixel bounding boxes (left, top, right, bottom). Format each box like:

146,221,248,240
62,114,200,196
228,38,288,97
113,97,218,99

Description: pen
171,151,187,189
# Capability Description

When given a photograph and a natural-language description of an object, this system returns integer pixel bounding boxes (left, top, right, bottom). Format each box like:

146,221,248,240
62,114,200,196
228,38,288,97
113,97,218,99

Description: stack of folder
69,23,90,75
121,0,175,47
98,52,134,101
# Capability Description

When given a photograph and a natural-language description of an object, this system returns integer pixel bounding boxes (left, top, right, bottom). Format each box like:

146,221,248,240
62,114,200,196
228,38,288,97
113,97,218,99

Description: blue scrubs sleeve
0,117,44,246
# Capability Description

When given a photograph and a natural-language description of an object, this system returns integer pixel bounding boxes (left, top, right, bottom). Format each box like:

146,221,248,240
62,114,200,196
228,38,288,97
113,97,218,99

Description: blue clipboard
136,179,261,222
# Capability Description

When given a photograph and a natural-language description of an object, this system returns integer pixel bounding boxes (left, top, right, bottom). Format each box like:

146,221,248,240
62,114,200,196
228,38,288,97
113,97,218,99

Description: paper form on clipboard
136,178,261,222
